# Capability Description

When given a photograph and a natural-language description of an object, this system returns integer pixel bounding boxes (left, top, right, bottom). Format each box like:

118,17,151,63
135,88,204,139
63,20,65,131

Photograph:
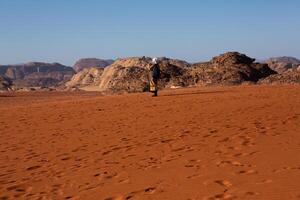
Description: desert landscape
1,1,300,199
0,85,299,200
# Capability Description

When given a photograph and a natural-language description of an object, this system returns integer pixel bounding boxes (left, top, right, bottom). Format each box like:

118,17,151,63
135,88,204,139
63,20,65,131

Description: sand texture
0,85,300,200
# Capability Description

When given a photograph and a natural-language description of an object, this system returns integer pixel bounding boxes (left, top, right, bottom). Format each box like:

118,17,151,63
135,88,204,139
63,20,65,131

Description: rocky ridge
0,62,75,89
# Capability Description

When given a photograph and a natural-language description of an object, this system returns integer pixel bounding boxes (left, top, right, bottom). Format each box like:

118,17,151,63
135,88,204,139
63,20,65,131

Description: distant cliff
0,62,75,88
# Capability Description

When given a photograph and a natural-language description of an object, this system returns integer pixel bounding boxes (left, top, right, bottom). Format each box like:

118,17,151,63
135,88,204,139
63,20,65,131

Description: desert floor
0,85,300,200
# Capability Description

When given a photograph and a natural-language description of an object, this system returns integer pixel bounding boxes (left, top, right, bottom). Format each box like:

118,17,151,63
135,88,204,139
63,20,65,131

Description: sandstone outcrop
190,52,276,86
265,57,300,73
73,58,114,72
66,67,104,88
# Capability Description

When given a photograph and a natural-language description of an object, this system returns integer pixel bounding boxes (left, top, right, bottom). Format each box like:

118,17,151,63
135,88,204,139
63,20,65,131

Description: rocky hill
190,52,276,86
0,62,75,88
67,57,191,92
0,76,13,92
259,68,300,85
66,52,278,92
73,58,114,72
4,52,296,92
66,67,104,88
264,57,300,73
98,57,191,92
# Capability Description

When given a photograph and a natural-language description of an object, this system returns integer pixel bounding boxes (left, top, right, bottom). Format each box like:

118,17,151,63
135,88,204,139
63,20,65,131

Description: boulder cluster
189,52,276,86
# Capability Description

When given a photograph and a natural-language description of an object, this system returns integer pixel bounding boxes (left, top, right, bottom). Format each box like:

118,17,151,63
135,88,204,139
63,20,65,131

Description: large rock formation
97,57,191,92
259,70,300,85
264,57,300,73
67,52,278,92
67,57,191,92
190,52,276,86
73,58,114,72
66,67,104,88
0,76,13,92
258,57,300,84
0,62,75,88
259,71,300,85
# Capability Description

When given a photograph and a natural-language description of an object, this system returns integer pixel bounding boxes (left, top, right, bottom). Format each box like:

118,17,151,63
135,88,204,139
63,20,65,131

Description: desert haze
0,85,300,200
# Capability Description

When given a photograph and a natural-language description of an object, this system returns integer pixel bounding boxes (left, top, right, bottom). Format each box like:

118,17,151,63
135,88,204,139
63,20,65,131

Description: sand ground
0,85,300,200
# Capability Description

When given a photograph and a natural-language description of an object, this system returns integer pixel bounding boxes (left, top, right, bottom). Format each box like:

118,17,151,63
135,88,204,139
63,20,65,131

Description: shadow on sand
160,90,231,97
0,94,15,98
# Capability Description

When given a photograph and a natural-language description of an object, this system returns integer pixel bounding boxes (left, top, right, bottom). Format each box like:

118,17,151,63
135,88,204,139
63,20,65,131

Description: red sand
0,85,300,200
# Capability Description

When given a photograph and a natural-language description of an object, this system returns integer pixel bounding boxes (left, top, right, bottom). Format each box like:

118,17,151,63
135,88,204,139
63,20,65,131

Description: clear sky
1,0,299,66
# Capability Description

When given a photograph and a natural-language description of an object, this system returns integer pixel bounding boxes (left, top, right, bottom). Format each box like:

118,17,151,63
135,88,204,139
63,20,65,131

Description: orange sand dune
0,85,300,200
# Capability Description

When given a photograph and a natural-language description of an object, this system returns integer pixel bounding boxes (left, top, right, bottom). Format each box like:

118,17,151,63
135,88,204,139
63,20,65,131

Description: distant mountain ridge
264,56,300,73
259,57,300,84
73,58,114,72
0,62,75,88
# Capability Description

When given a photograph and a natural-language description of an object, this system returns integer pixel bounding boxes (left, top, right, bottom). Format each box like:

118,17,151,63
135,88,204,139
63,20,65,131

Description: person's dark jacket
150,63,161,80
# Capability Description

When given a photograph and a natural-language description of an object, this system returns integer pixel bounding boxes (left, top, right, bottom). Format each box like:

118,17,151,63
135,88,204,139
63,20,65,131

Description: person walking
149,58,161,97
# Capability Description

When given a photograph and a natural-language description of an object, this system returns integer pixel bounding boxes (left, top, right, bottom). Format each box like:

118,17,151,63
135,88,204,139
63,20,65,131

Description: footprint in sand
104,197,123,200
216,160,244,167
256,179,273,185
203,193,237,200
5,184,33,198
26,165,42,171
214,180,233,188
105,187,157,200
237,169,257,175
272,166,300,173
186,173,202,179
0,196,9,200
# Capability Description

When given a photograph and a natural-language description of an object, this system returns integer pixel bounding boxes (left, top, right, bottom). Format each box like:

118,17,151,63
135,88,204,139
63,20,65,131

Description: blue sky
1,0,300,66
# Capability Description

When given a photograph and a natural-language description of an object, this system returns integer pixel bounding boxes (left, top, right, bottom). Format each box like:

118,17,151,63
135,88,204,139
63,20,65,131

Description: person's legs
152,78,158,97
149,79,155,92
149,77,159,97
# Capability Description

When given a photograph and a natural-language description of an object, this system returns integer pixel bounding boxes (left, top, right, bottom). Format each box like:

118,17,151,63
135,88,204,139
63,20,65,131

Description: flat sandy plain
0,85,299,200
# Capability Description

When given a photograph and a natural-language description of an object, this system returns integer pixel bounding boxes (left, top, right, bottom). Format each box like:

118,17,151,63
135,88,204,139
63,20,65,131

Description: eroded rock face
259,71,300,85
66,67,104,88
0,62,75,88
97,57,191,92
67,52,278,92
265,57,300,73
73,58,114,72
0,76,12,91
190,52,276,86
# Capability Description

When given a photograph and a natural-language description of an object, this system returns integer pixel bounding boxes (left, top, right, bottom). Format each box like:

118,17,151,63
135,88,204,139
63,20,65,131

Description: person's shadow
161,90,230,97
